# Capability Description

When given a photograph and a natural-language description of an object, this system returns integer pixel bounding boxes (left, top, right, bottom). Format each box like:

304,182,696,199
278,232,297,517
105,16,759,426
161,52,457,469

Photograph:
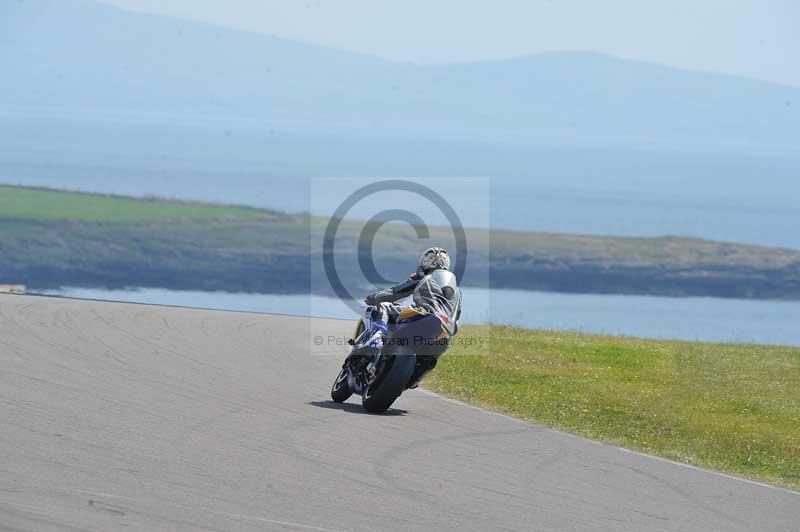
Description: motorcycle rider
363,247,462,388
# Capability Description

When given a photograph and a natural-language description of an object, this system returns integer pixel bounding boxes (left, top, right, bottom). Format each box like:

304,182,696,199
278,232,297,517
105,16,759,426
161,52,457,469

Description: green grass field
426,325,800,490
0,185,266,221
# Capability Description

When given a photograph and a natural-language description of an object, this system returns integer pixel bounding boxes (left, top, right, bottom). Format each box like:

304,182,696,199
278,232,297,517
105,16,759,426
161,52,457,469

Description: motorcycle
330,306,440,413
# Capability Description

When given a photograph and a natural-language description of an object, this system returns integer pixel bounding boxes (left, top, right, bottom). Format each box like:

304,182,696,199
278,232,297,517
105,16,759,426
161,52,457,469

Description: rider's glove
365,288,393,306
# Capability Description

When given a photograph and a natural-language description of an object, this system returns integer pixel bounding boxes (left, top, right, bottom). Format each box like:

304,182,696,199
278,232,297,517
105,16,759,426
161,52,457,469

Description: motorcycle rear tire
362,354,416,413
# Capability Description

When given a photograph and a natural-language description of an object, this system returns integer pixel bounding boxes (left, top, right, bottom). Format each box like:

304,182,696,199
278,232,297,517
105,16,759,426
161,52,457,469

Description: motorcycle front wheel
330,367,353,403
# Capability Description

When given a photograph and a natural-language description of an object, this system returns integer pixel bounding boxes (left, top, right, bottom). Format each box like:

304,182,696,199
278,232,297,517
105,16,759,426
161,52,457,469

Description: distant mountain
1,0,798,149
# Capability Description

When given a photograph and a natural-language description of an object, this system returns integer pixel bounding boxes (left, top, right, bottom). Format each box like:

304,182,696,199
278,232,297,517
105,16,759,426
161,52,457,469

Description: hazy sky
99,0,799,86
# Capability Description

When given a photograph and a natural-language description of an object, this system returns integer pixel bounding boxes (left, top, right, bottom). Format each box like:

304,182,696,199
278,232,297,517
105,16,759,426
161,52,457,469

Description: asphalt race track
1,294,797,531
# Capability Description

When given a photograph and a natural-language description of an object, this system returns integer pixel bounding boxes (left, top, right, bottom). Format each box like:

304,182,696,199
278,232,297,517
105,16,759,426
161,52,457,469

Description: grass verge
425,325,800,490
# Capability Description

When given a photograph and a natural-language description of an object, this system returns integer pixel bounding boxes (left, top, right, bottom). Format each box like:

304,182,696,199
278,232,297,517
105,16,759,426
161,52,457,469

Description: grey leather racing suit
364,269,461,387
365,269,462,337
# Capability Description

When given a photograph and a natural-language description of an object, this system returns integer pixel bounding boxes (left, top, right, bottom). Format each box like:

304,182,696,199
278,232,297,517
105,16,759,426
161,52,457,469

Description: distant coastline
2,185,799,300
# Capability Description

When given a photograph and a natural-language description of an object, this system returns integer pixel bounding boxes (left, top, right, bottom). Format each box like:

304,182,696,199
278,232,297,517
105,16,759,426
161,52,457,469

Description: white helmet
418,247,450,276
